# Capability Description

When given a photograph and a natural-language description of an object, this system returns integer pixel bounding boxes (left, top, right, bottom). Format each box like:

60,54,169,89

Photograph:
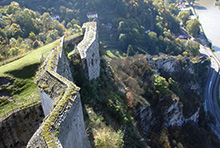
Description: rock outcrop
137,55,205,135
164,101,200,126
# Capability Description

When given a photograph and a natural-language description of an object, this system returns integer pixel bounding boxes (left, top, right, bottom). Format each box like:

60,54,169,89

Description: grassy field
0,41,59,77
0,40,60,118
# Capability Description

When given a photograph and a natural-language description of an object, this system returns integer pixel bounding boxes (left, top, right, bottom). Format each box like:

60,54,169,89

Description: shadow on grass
6,63,40,79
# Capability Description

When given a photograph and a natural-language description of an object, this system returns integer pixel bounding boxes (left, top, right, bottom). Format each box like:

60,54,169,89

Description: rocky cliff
111,54,209,136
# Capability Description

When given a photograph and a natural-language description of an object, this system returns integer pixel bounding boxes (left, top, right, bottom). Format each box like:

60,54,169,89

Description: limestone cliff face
154,57,194,75
137,101,200,135
137,55,205,135
164,101,200,126
0,104,44,148
156,57,182,74
148,56,201,92
137,106,154,136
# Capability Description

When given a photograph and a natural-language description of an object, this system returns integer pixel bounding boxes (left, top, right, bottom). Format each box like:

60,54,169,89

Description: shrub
94,127,124,148
0,97,10,107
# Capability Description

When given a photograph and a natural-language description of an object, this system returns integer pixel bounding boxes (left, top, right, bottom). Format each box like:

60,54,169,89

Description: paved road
200,45,220,138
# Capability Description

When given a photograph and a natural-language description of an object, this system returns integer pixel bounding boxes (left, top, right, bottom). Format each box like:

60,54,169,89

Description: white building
51,15,60,21
86,12,98,19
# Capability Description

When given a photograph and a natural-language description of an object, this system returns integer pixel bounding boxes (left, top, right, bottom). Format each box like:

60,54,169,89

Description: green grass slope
0,40,59,118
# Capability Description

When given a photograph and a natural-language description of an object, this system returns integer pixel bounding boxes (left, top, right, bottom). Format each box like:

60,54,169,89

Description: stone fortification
64,34,84,47
77,22,100,80
27,36,90,148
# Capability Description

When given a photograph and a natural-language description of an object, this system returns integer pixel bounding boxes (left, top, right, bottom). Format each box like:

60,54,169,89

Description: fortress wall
86,37,100,80
57,47,73,82
0,104,44,148
77,22,100,80
58,93,90,148
64,34,84,47
27,35,90,148
38,88,54,116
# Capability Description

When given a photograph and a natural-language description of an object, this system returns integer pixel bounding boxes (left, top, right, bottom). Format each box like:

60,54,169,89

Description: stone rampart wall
77,22,100,80
85,37,100,80
27,35,90,148
0,104,44,148
64,34,84,47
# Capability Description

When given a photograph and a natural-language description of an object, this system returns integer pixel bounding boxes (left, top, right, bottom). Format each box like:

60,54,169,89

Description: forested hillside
0,2,80,61
0,0,201,62
0,0,219,148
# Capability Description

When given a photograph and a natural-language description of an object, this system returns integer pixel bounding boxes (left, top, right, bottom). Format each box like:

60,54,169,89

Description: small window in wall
91,59,94,66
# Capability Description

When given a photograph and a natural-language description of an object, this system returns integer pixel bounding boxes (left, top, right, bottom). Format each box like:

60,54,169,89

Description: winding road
200,45,220,138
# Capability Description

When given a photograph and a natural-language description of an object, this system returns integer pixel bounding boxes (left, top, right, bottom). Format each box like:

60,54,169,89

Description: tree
6,2,20,14
168,77,181,96
29,32,36,40
0,29,7,45
73,24,81,31
127,44,135,56
0,53,4,61
66,22,72,29
169,3,179,16
182,51,188,56
119,33,128,49
186,19,200,36
52,20,65,36
7,23,23,38
41,12,52,30
154,75,170,98
185,40,200,56
148,31,158,51
118,21,126,33
10,47,19,56
33,40,40,49
178,11,190,25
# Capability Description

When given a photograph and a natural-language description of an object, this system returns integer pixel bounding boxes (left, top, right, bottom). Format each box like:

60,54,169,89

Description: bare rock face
148,56,201,92
154,57,195,75
137,106,154,135
164,101,200,127
141,55,203,133
156,57,181,74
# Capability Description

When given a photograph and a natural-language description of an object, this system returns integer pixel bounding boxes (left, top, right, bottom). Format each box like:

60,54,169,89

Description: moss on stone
35,36,81,147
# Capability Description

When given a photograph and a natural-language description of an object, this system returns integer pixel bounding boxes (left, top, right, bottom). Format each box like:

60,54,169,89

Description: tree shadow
6,63,40,79
214,46,220,52
194,5,207,10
